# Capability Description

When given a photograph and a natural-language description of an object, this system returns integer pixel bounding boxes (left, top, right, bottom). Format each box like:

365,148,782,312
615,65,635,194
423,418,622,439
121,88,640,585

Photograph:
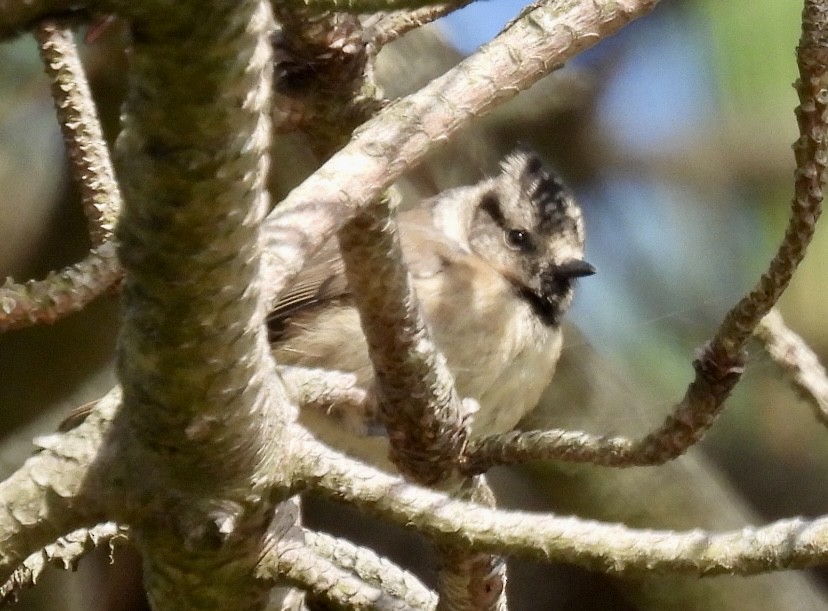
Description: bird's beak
555,259,596,280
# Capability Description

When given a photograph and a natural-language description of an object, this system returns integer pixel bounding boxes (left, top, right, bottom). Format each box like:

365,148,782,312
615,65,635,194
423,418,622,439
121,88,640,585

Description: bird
269,147,594,464
59,148,594,464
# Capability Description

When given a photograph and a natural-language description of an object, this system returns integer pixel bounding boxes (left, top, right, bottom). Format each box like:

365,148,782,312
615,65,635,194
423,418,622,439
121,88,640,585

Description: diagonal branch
364,2,473,48
300,529,436,610
755,309,828,425
35,20,121,246
260,517,434,610
337,199,467,484
261,0,662,307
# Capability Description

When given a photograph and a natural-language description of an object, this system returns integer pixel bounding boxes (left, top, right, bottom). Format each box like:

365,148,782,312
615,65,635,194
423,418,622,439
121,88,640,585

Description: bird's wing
267,208,467,340
266,238,349,339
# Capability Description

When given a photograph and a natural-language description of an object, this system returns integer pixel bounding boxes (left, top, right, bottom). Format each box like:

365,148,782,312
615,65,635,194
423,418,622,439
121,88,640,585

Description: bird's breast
416,258,563,436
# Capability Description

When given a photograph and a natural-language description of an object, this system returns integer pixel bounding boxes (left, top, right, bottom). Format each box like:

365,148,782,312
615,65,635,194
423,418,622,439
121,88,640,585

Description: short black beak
556,259,596,280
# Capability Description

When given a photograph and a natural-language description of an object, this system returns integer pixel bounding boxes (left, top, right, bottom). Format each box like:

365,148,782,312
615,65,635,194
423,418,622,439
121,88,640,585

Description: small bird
269,148,594,461
60,149,593,456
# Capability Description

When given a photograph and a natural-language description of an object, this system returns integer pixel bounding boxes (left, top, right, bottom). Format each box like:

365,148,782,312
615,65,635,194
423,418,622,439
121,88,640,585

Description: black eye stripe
480,191,507,228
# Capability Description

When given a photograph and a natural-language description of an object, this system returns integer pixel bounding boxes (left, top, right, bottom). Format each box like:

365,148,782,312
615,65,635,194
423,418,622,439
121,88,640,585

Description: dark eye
505,229,533,251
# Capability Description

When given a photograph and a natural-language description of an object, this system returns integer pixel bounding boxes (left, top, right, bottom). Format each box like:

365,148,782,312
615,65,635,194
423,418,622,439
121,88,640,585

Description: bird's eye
505,229,533,251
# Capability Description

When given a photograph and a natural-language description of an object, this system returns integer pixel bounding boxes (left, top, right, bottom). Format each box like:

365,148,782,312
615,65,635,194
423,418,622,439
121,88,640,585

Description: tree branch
0,388,120,583
295,436,828,576
755,309,828,425
260,513,434,611
707,0,828,366
35,19,121,246
0,242,120,332
300,529,436,610
337,199,467,484
262,0,661,307
0,523,128,605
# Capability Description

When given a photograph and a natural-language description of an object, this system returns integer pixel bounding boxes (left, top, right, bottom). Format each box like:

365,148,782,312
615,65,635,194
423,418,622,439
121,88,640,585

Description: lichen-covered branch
295,437,828,576
300,529,436,610
262,0,661,307
0,388,120,583
0,242,120,332
0,523,129,605
35,20,120,246
338,200,467,484
88,1,289,609
261,524,433,610
755,309,828,425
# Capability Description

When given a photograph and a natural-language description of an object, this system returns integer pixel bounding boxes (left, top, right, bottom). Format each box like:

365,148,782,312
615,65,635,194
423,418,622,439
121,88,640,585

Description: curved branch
0,242,120,333
708,1,828,366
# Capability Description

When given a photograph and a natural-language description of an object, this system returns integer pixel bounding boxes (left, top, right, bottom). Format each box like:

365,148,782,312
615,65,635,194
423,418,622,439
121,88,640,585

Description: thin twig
755,309,828,425
364,1,473,48
35,20,121,246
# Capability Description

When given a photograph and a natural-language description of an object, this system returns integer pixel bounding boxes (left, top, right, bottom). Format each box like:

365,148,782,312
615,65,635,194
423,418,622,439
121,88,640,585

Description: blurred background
3,0,828,609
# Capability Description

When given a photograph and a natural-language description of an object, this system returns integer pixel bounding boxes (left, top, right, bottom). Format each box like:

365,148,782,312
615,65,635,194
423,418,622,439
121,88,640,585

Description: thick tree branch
90,1,290,609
